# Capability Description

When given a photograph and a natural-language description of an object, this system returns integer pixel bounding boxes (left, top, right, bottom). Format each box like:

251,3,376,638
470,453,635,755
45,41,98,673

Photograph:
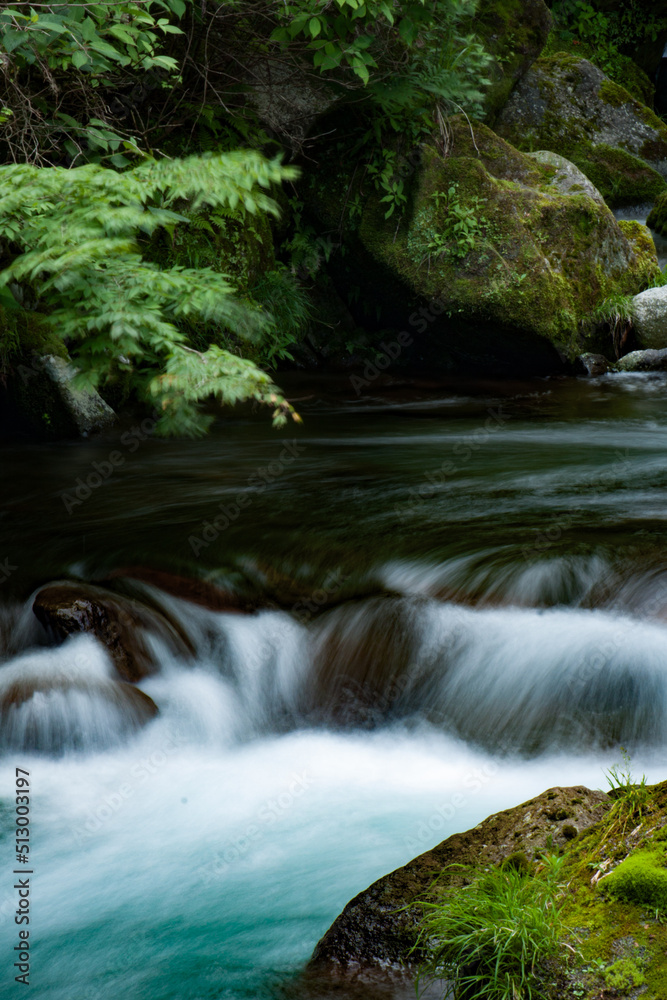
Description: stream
1,371,667,999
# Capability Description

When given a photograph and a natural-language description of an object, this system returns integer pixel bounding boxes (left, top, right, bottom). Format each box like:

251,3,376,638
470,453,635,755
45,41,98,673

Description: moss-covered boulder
604,846,667,910
615,347,667,371
495,54,667,206
309,777,667,999
472,0,552,120
308,118,658,373
307,785,609,976
618,218,659,273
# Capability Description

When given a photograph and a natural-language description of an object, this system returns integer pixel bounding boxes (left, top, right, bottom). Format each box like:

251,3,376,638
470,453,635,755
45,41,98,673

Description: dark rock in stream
0,646,159,753
33,582,194,681
308,785,609,979
577,353,610,377
305,597,421,727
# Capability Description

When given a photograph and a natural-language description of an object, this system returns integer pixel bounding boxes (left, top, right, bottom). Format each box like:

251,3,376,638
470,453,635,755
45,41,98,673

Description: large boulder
32,582,195,682
495,54,667,206
308,785,609,976
308,117,658,373
310,778,667,997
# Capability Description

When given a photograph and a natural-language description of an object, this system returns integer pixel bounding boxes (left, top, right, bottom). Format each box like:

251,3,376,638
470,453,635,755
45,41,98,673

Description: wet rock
0,639,158,753
630,285,667,350
306,597,420,726
577,353,610,376
308,785,609,976
33,582,194,681
38,355,115,435
0,311,115,441
496,54,667,206
614,348,667,371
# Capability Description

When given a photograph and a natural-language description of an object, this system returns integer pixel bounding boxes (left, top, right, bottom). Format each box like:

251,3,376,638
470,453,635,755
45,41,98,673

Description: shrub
0,152,302,436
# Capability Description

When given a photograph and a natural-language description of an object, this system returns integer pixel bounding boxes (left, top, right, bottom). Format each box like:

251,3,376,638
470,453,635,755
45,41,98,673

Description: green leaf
71,48,89,69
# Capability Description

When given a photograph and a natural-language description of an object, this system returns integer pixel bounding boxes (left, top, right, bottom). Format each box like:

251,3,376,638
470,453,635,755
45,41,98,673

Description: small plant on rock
414,854,568,1000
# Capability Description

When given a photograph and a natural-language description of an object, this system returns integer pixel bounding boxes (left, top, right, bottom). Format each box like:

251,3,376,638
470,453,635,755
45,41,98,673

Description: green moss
647,191,667,236
604,849,667,912
618,220,660,281
604,957,646,993
599,79,632,108
568,144,666,209
501,850,532,873
0,306,68,363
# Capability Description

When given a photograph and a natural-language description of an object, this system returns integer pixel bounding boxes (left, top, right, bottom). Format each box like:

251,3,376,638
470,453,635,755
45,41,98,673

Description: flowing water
2,372,667,999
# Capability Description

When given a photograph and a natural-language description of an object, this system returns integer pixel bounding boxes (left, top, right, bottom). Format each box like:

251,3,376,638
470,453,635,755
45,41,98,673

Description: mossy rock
541,30,655,106
308,117,658,372
311,778,667,998
565,143,666,209
471,0,552,121
308,785,610,973
496,53,667,207
647,190,667,236
618,219,659,272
